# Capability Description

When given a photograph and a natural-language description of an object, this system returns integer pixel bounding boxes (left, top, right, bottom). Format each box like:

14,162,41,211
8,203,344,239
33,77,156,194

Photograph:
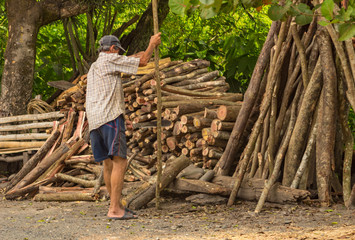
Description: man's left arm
130,51,144,58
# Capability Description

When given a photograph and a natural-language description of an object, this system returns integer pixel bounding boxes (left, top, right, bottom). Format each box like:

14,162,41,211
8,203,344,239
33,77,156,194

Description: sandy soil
0,193,354,240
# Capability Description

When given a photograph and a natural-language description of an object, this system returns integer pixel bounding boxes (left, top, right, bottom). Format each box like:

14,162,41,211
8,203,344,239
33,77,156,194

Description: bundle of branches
3,109,94,200
214,18,355,211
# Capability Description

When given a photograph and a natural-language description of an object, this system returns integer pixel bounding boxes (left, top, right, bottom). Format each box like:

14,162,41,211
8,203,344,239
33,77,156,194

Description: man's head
99,35,126,53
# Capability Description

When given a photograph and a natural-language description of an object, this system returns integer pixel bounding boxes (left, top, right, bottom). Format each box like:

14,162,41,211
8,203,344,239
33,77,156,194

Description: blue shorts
90,115,127,162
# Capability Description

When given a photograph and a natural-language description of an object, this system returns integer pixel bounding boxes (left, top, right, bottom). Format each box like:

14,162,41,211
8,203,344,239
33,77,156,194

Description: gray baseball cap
99,35,126,52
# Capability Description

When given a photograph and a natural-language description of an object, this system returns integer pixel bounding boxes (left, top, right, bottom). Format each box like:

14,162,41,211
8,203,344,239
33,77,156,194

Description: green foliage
34,22,73,99
0,2,7,85
169,0,355,40
33,1,149,100
160,7,270,93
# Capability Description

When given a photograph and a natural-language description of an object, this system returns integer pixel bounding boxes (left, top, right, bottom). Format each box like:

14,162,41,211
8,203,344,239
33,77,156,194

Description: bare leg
107,156,127,218
103,158,113,197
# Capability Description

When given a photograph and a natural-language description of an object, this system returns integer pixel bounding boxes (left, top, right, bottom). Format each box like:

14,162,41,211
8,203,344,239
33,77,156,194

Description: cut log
0,111,64,124
208,149,223,159
206,138,228,148
211,176,310,203
62,110,76,143
127,154,190,209
201,128,212,141
55,173,96,187
0,133,51,141
211,119,235,132
190,147,203,157
163,68,209,85
0,122,54,132
0,155,23,163
193,117,212,129
33,192,104,201
180,125,198,134
163,99,239,109
212,131,231,141
169,178,230,196
204,108,218,119
162,84,242,99
166,136,179,151
0,141,45,149
178,79,227,91
217,104,242,121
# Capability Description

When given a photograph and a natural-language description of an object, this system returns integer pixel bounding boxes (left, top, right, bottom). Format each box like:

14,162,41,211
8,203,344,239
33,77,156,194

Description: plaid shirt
86,52,140,131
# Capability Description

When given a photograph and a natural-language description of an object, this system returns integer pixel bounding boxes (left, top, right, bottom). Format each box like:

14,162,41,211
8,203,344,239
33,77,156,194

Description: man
86,33,161,220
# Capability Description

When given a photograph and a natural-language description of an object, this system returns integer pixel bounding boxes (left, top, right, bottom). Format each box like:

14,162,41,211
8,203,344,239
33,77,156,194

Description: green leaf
200,5,217,19
321,0,334,20
200,0,215,5
169,0,191,16
339,23,355,41
318,20,330,26
343,6,353,21
295,14,313,26
268,5,285,21
297,3,313,14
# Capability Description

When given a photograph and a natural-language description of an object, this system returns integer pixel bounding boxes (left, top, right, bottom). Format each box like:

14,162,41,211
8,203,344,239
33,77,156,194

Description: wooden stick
4,129,60,192
0,111,64,124
0,141,45,149
0,133,51,141
0,122,54,132
152,0,162,210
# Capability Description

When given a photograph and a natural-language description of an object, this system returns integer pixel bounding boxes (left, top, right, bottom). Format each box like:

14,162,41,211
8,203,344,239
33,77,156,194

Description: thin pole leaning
152,0,163,209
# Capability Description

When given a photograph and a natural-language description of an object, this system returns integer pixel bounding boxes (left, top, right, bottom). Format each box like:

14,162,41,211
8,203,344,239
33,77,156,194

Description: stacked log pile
122,59,243,172
1,58,311,208
0,111,64,177
1,59,236,198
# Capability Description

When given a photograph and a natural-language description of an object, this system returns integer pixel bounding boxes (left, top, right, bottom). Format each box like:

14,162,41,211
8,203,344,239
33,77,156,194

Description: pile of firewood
2,58,311,208
52,58,244,176
122,58,243,172
3,109,97,200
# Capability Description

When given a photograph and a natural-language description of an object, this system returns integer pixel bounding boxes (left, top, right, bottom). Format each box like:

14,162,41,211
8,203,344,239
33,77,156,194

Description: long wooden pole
152,0,162,209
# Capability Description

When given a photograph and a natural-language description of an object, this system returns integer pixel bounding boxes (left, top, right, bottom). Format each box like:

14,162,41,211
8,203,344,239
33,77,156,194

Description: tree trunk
315,29,337,205
120,0,170,55
0,0,88,116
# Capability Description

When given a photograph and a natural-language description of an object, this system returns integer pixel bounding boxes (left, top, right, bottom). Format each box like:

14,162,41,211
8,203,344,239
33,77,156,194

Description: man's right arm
139,32,161,67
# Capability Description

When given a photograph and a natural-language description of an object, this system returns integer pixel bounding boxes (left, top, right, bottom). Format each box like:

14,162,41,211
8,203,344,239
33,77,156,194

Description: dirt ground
0,192,354,240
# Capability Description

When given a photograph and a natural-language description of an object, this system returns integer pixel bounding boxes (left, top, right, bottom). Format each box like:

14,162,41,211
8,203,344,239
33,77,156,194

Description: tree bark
0,0,88,116
316,29,337,205
120,0,170,55
214,21,278,175
282,58,322,186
